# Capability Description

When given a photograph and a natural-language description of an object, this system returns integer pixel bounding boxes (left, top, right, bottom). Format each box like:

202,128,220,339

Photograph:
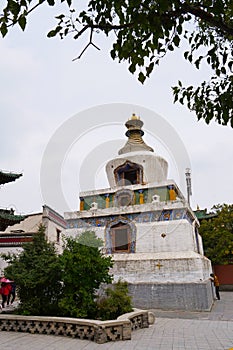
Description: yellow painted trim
139,193,144,204
80,200,84,211
169,189,176,201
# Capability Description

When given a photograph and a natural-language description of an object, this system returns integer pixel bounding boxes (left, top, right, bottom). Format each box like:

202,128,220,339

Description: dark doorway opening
115,161,143,186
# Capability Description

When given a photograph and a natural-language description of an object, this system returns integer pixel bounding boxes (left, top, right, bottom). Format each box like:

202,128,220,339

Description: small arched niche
114,189,134,207
114,161,143,186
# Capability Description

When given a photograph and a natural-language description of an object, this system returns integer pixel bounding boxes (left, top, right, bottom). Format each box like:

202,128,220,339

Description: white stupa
65,114,213,310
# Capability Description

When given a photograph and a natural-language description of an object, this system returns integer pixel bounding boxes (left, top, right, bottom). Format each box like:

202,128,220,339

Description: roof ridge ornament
118,114,154,154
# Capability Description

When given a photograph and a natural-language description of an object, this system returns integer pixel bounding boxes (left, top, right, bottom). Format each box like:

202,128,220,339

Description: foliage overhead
2,224,62,316
199,204,233,265
1,1,233,126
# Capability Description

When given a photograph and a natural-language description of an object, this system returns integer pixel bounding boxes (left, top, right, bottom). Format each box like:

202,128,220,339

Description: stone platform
128,280,213,311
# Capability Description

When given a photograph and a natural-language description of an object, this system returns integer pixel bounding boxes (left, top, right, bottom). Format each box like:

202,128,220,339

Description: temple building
0,169,66,273
65,114,213,311
194,207,218,222
0,205,67,274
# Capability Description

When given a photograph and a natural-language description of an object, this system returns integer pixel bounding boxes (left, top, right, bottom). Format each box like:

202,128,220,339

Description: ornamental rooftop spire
118,114,154,155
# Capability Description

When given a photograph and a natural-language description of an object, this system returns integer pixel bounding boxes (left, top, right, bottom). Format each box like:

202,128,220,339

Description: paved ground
1,292,233,350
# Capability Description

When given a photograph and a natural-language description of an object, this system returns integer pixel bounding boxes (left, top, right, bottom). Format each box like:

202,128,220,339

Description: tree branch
73,28,100,60
181,3,233,37
74,4,232,41
73,21,135,40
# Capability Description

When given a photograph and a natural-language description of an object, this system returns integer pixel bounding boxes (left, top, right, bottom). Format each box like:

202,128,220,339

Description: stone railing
0,309,155,344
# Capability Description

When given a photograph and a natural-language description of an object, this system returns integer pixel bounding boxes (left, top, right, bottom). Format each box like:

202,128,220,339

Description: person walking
0,282,12,308
7,282,16,305
210,273,220,300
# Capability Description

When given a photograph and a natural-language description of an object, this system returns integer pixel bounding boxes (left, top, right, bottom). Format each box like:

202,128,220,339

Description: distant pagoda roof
0,170,22,185
0,208,26,231
194,208,217,221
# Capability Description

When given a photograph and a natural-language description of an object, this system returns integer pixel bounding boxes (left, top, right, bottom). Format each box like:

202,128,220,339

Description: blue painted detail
66,208,193,229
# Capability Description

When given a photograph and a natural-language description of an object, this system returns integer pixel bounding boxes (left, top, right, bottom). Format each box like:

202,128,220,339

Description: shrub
2,224,62,316
96,280,133,320
58,231,113,318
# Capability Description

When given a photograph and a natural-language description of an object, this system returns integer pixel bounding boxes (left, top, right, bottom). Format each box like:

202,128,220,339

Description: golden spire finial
131,113,140,120
118,115,154,154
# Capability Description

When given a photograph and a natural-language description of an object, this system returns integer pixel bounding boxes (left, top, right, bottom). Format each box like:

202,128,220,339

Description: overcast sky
1,4,232,216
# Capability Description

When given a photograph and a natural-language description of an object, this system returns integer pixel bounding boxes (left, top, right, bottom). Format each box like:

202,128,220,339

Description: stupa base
128,281,214,311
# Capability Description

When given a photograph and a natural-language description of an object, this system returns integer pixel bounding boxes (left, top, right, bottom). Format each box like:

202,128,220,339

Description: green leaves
0,23,8,37
0,0,72,36
172,74,233,127
96,280,133,320
173,35,180,47
0,0,28,35
3,229,114,319
1,0,233,126
199,204,233,265
3,224,62,316
138,72,146,84
175,22,233,126
47,26,62,38
59,231,113,318
18,15,27,31
47,0,55,5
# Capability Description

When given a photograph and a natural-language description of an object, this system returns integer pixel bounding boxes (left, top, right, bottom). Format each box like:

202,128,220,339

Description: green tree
2,224,62,316
1,1,233,126
59,231,113,318
199,204,233,264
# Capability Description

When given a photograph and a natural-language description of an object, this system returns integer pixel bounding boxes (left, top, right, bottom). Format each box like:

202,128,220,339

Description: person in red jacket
0,282,12,308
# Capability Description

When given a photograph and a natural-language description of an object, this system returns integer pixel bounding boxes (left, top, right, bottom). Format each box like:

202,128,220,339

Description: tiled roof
194,209,217,221
0,170,22,185
0,209,26,231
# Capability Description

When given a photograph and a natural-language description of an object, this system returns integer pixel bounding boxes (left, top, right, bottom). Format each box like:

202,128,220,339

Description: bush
58,231,113,318
3,224,62,316
3,229,133,320
96,280,133,320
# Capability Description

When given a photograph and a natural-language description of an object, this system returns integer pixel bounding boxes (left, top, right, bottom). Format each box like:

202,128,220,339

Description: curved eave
194,210,218,221
0,171,22,185
0,213,26,231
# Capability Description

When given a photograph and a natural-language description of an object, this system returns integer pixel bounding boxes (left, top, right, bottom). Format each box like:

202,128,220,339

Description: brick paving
1,291,233,350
